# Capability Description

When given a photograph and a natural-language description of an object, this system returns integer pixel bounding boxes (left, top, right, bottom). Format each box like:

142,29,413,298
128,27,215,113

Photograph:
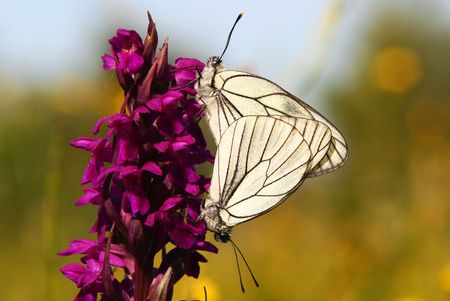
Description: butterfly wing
208,116,330,227
204,70,348,177
272,116,332,175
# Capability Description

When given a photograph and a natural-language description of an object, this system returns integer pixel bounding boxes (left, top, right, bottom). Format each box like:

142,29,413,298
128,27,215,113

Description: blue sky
1,0,449,98
0,0,330,85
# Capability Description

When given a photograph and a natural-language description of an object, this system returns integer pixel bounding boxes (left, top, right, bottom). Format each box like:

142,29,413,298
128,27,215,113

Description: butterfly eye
213,57,221,66
207,56,221,68
214,232,230,243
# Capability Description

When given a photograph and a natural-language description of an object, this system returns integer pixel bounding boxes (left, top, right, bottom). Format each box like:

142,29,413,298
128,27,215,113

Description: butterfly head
196,56,224,97
206,56,224,70
214,231,231,243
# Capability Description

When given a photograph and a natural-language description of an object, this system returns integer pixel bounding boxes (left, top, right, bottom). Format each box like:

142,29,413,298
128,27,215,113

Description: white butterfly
195,15,347,178
196,15,348,243
196,57,347,178
201,115,332,242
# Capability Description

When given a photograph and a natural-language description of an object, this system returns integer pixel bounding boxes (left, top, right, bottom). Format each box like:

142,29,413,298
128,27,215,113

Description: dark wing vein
220,117,272,206
265,138,309,185
218,73,348,165
223,120,247,201
245,118,257,173
226,162,308,211
220,121,239,206
264,124,296,179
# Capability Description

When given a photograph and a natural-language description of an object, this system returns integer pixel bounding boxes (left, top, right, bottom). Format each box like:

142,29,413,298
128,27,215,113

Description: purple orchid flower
102,29,145,75
61,13,216,301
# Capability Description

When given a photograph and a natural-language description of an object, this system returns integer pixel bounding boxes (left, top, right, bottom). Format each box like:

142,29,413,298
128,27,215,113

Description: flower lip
173,57,205,86
109,29,144,53
102,29,145,75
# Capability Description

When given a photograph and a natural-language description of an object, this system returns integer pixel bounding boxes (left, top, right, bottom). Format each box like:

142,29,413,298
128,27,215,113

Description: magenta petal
187,207,199,221
144,212,158,227
184,167,200,182
117,52,144,74
58,240,97,256
203,181,211,191
168,225,197,249
155,115,176,137
124,191,149,215
172,120,185,135
81,157,97,185
126,52,144,73
116,138,139,164
170,141,187,152
107,113,132,126
174,57,205,69
160,197,184,211
110,29,144,52
195,241,219,253
160,197,199,212
92,116,110,134
70,137,101,152
177,134,196,145
97,165,122,183
61,263,89,286
76,188,102,206
84,258,102,274
162,134,196,152
99,251,125,268
154,141,170,153
102,54,116,70
173,57,205,85
185,183,200,195
188,221,205,236
133,105,150,116
146,96,163,112
162,91,183,106
141,161,162,176
185,252,207,278
119,165,140,178
109,253,126,267
80,272,99,287
109,244,128,256
123,191,138,215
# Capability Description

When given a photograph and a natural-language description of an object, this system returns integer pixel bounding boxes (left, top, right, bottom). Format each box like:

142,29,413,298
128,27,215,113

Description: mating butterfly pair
196,55,348,243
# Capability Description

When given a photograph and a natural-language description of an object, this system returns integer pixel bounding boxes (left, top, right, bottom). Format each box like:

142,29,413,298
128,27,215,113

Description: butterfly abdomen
201,200,232,242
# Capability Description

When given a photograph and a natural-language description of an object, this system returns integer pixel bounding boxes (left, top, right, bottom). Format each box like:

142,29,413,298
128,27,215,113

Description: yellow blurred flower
373,46,422,94
438,264,450,294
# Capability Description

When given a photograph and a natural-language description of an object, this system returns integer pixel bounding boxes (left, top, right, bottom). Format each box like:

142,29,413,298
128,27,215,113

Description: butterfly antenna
204,286,208,301
231,241,246,292
196,65,203,79
230,239,260,288
219,12,244,61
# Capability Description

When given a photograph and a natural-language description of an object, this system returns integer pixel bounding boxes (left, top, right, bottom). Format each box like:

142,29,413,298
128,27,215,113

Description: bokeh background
1,0,450,300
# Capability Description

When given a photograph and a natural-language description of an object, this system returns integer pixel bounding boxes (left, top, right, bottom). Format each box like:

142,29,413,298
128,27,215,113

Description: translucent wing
209,116,328,227
272,116,332,175
203,70,348,178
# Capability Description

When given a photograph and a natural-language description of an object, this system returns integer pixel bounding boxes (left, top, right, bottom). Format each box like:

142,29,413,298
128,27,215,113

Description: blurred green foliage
1,4,450,301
